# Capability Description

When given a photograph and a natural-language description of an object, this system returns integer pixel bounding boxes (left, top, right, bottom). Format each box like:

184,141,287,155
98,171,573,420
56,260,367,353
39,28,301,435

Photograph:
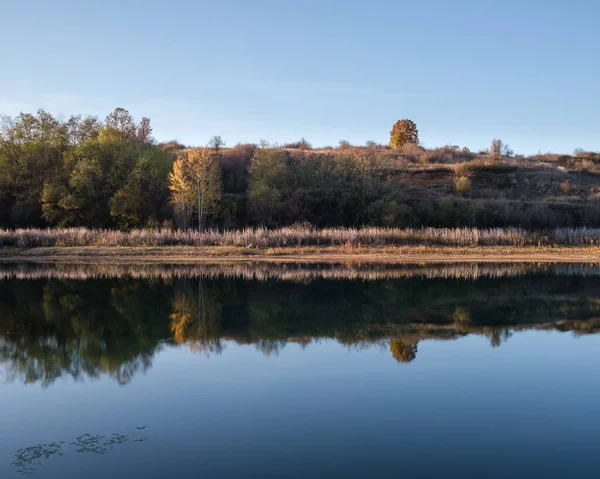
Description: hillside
2,108,599,230
214,143,600,229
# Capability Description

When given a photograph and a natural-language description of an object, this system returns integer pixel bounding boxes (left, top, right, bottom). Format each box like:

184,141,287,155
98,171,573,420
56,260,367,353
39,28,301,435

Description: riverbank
1,245,599,263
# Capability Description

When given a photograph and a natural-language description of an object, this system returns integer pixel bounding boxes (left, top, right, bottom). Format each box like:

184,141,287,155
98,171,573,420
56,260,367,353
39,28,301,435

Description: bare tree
105,108,136,138
490,138,513,158
188,148,222,231
136,117,153,143
208,135,226,155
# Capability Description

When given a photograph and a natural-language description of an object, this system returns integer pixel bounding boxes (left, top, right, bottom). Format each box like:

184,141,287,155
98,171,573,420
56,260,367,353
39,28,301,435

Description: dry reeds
2,226,600,248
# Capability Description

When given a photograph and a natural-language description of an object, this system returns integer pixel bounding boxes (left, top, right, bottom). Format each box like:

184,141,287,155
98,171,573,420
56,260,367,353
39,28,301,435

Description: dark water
1,262,600,478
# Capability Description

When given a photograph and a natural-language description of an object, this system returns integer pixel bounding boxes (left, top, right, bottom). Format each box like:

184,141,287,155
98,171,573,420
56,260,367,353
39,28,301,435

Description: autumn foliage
389,119,419,148
168,148,222,231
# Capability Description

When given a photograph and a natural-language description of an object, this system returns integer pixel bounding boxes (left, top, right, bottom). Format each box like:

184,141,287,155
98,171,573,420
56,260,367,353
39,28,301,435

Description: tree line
0,108,172,228
1,108,598,230
0,108,415,229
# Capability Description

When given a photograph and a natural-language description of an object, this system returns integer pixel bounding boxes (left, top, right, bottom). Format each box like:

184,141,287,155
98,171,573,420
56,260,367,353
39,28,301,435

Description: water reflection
1,262,600,385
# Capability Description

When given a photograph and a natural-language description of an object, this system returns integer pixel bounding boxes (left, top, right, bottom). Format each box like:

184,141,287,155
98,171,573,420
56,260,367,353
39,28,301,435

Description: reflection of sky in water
2,334,600,478
1,267,600,478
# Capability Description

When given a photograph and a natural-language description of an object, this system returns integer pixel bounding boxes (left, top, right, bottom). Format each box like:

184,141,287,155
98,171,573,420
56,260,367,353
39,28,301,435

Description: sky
1,0,598,154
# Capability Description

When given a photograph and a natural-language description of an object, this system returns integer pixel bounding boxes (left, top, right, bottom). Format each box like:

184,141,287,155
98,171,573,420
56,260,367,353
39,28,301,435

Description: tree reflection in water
1,263,600,385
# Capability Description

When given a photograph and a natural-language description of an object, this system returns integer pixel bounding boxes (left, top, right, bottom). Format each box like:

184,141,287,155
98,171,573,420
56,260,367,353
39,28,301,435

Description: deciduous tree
168,148,222,231
208,135,226,155
490,138,513,158
168,154,194,229
389,119,419,148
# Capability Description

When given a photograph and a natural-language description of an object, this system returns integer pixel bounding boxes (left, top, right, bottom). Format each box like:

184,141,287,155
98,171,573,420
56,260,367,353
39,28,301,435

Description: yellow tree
187,148,222,232
168,154,194,229
389,119,419,148
168,148,222,231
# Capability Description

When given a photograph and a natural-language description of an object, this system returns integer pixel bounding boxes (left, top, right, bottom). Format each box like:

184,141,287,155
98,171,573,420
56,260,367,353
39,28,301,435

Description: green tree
0,110,73,226
41,108,171,227
109,157,166,228
247,149,288,225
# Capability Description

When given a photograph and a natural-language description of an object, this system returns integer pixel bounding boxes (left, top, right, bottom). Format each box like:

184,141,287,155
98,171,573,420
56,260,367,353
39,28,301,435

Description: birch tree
168,154,194,229
169,148,222,231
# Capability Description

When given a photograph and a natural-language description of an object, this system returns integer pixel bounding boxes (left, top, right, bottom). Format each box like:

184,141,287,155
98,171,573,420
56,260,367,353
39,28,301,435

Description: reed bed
2,226,600,248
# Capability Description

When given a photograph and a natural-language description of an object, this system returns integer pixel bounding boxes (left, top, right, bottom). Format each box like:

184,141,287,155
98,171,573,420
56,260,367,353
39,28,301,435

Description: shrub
559,180,573,194
283,138,312,150
398,142,424,161
158,140,186,152
454,176,472,196
420,145,476,164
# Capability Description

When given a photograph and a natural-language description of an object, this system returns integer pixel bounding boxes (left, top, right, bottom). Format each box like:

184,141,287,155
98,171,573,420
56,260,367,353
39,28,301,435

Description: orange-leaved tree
389,119,419,148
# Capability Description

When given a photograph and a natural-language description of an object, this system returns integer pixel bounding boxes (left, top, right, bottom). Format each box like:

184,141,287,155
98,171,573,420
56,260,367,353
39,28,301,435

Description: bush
283,138,312,150
419,145,476,164
454,176,472,196
398,142,424,161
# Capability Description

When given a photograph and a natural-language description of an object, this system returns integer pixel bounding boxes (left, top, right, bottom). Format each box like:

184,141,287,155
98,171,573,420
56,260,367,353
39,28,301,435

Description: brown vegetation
3,225,600,248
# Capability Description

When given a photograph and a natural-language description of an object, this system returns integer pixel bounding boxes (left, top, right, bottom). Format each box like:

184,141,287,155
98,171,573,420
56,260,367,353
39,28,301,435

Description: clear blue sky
1,0,598,154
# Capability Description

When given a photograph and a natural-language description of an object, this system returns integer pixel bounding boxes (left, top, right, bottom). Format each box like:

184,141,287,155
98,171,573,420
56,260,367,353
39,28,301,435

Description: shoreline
1,245,599,263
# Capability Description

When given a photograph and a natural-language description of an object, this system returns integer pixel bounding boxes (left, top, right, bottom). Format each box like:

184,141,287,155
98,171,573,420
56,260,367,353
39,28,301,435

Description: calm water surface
1,262,599,478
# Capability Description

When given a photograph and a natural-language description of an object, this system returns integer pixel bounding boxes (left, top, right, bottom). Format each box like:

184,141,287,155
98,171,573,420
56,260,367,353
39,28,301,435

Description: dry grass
3,226,600,248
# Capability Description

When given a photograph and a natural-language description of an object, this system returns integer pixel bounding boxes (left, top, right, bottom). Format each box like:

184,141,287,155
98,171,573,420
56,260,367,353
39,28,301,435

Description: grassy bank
1,227,600,263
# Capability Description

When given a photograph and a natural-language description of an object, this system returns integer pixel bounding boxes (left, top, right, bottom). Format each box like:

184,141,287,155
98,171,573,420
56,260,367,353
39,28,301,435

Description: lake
1,262,600,478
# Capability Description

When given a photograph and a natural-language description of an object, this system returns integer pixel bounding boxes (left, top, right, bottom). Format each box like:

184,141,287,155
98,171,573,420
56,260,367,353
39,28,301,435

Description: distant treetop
390,119,419,148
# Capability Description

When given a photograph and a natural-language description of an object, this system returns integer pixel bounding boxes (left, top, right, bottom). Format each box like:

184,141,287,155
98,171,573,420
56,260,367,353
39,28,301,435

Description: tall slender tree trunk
198,178,204,233
197,171,206,232
200,186,205,231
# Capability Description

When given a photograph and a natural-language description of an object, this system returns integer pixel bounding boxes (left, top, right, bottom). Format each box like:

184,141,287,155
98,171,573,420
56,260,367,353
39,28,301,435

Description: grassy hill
212,143,600,228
